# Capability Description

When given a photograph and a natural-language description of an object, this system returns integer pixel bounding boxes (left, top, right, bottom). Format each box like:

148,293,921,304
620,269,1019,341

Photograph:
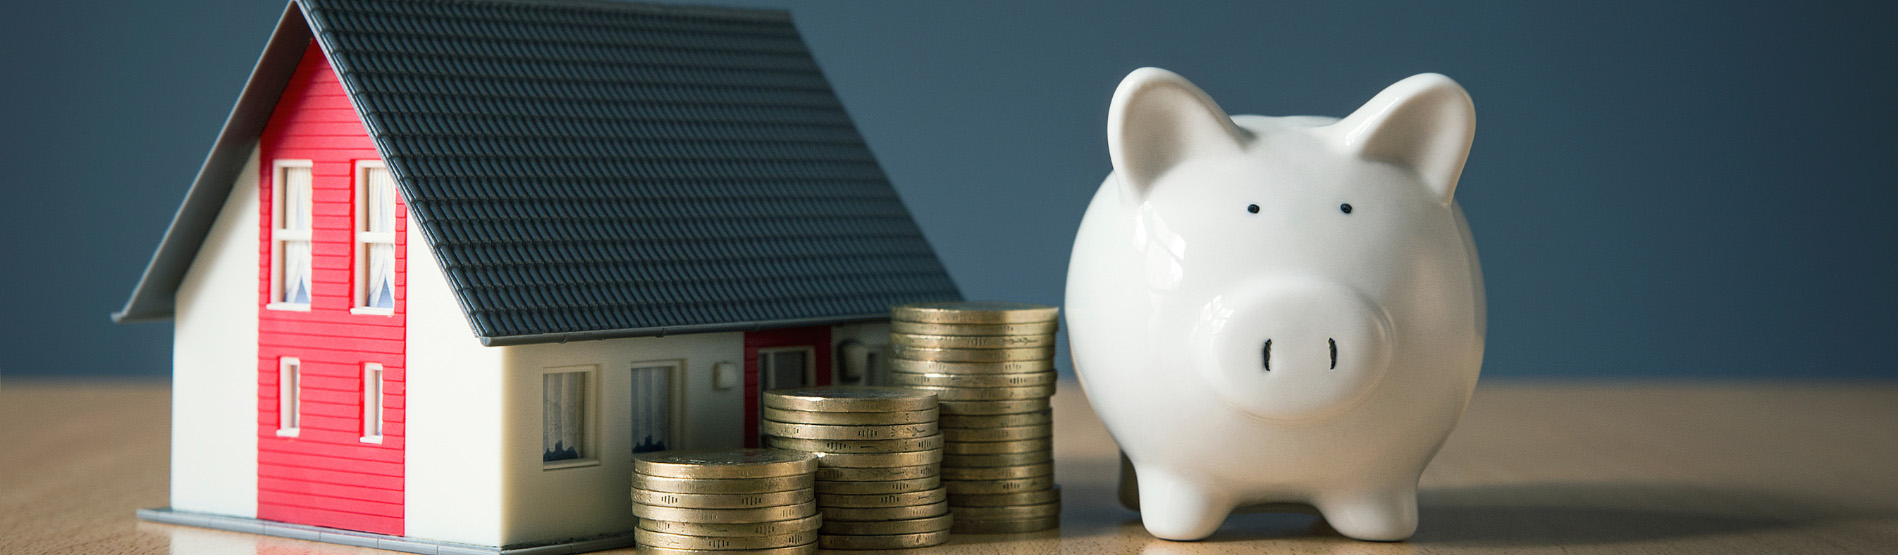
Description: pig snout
1191,278,1393,420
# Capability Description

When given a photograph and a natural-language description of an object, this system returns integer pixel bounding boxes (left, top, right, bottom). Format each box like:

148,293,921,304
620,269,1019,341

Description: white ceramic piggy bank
1065,68,1485,542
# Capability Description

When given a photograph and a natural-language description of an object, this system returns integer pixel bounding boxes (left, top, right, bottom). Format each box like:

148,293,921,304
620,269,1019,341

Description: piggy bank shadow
1407,482,1886,546
1126,482,1885,550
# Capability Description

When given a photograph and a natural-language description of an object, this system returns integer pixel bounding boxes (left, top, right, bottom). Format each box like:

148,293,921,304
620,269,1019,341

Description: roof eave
478,313,893,347
112,2,314,323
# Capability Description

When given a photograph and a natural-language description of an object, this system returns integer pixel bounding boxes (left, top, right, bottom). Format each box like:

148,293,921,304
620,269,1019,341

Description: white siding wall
403,233,506,546
169,148,262,518
496,333,745,545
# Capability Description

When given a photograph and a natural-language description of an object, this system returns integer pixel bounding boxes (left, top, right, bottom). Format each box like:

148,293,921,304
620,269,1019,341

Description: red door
742,326,832,447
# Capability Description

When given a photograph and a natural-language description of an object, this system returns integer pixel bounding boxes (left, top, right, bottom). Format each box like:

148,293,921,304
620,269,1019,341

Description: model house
111,0,960,552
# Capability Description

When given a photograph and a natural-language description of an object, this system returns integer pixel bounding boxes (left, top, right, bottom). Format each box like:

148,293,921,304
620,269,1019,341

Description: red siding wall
743,326,833,447
256,41,407,536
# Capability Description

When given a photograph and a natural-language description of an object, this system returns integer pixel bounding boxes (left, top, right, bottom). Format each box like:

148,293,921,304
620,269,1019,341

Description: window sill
360,435,383,444
542,459,600,471
265,302,311,312
276,428,300,438
350,307,395,316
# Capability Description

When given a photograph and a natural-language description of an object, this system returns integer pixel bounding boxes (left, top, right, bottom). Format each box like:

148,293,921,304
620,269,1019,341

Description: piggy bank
1064,68,1484,542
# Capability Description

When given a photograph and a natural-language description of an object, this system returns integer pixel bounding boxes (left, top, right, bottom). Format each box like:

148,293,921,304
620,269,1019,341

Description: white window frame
628,360,687,455
361,363,384,443
758,346,817,391
277,357,301,437
352,161,397,316
542,365,600,470
267,160,314,311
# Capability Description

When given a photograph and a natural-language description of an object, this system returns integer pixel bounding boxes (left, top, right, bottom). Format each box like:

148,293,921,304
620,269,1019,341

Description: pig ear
1108,68,1249,202
1325,73,1475,205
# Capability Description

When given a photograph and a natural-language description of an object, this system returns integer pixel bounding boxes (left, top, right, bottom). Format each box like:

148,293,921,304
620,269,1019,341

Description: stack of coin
887,301,1062,534
631,449,821,555
761,387,952,549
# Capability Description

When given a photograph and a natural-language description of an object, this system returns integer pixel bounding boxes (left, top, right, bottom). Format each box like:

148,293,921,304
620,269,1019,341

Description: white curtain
631,366,672,453
543,372,586,462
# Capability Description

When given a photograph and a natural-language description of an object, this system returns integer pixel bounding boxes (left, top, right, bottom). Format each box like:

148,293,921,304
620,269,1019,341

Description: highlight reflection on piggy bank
1065,68,1485,541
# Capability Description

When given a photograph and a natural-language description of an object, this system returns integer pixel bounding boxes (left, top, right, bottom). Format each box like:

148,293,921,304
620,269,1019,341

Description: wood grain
1,380,1894,554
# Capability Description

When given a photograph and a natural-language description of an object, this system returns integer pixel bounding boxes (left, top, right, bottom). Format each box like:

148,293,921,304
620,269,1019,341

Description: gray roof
115,0,961,345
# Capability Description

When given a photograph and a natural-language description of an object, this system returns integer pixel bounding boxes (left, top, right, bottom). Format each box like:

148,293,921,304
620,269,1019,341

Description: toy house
111,0,960,551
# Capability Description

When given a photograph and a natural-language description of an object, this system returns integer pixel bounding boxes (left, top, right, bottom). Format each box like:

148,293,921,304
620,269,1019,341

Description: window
542,366,596,467
278,357,301,437
362,363,384,443
630,362,684,454
270,161,314,309
354,162,396,314
759,347,814,391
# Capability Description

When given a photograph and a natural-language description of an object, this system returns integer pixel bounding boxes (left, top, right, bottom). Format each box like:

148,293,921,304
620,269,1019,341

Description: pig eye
1340,203,1353,214
1247,204,1260,214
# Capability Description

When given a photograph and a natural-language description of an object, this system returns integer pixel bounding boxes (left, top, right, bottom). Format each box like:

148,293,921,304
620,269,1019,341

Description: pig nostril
1262,339,1272,372
1329,338,1337,369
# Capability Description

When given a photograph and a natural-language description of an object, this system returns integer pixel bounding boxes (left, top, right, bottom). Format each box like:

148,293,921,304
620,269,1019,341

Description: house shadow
1107,482,1889,550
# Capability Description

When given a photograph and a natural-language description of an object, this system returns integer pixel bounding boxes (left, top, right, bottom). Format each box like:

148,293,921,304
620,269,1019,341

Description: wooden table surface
3,380,1895,555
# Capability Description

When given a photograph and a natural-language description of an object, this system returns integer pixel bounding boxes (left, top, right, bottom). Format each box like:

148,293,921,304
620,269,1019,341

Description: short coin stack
887,301,1062,534
761,387,952,549
631,449,821,555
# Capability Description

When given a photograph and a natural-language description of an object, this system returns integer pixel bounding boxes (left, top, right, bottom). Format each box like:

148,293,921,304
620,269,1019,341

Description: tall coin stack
887,301,1062,534
760,387,953,550
631,449,821,555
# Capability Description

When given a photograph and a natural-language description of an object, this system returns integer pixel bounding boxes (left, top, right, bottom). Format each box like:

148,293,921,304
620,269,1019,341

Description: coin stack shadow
887,301,1063,534
760,387,953,550
631,449,821,555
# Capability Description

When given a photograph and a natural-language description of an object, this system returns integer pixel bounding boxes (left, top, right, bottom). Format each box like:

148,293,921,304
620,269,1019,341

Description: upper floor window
543,366,597,468
270,161,314,309
354,162,396,314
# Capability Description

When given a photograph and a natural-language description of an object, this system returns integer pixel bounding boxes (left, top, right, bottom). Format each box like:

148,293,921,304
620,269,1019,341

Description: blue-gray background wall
2,1,1893,379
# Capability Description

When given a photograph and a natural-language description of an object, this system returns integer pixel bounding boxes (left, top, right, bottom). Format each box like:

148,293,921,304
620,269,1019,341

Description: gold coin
939,409,1052,428
820,514,953,535
944,475,1055,494
760,420,937,440
633,472,813,494
763,386,937,413
938,399,1051,415
815,464,937,481
816,529,952,550
941,462,1053,481
892,344,1054,362
765,434,943,454
947,486,1061,507
913,384,1058,402
807,449,941,468
630,488,813,509
816,487,946,508
891,320,1058,336
889,358,1054,375
815,476,939,495
942,437,1051,455
890,333,1056,349
636,544,818,555
821,500,949,521
762,406,937,425
891,301,1058,324
636,513,823,537
634,528,816,550
634,449,817,479
943,424,1052,442
911,384,1056,401
950,501,1061,520
950,515,1060,534
890,370,1057,388
941,450,1052,467
631,502,816,523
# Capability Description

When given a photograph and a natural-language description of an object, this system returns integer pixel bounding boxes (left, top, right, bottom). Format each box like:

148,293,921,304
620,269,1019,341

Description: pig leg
1135,466,1233,540
1312,483,1419,541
